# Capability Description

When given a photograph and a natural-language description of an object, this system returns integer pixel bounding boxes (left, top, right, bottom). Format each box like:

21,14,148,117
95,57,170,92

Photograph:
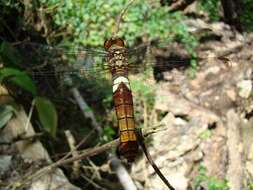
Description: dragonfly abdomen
113,75,138,162
104,37,138,162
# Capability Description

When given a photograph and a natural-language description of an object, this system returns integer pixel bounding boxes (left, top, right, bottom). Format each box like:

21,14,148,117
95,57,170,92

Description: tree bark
220,0,243,31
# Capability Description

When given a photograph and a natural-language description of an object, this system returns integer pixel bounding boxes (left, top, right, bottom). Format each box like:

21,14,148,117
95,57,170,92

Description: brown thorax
104,38,129,76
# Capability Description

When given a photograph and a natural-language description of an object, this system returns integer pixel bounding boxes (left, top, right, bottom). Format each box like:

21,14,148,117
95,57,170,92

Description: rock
237,80,252,98
226,89,237,101
246,161,253,177
0,155,12,175
0,107,81,190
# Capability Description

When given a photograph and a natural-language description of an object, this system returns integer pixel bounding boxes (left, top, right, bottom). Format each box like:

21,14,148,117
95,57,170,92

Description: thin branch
9,125,168,189
70,86,102,135
0,132,43,145
9,138,119,189
24,99,35,132
60,129,96,162
81,174,106,190
112,0,136,37
110,156,137,190
64,130,80,178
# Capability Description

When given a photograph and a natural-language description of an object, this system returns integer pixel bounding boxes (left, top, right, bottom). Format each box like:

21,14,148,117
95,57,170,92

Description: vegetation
0,0,198,136
198,0,220,21
239,0,253,31
39,0,196,47
0,0,253,190
194,166,229,190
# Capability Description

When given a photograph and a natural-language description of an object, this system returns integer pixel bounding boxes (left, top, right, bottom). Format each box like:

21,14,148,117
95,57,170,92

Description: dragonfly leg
135,128,144,142
135,128,175,190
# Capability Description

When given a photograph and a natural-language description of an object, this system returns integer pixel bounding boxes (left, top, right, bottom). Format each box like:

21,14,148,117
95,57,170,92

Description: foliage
0,42,22,67
197,0,253,31
0,0,22,8
0,42,37,95
131,73,155,108
198,0,220,21
198,129,212,140
0,105,16,129
38,0,197,51
194,165,229,190
0,67,37,96
240,0,253,31
186,59,198,79
245,182,253,190
0,42,58,137
102,125,116,142
130,71,155,128
250,91,253,98
34,97,58,138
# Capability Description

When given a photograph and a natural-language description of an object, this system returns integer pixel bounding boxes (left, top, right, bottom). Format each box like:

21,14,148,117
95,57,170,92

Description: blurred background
0,0,253,190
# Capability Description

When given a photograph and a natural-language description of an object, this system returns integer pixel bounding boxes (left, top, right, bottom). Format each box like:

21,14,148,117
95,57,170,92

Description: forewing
127,40,191,75
12,42,111,79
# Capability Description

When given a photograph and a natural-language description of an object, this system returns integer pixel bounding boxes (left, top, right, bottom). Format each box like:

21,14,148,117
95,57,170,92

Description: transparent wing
15,42,108,57
11,41,231,81
12,42,110,79
127,40,192,75
126,39,232,73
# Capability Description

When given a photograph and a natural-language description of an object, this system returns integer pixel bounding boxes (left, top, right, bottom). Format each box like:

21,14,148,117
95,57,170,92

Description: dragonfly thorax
107,48,129,75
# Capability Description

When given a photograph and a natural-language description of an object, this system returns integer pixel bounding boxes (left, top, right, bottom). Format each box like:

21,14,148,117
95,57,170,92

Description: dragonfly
2,37,214,190
9,38,191,158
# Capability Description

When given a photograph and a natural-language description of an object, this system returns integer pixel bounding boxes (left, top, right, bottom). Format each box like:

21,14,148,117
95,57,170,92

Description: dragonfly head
104,38,125,51
104,38,128,75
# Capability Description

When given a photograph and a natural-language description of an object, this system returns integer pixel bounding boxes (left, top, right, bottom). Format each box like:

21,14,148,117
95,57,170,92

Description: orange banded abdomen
113,76,138,162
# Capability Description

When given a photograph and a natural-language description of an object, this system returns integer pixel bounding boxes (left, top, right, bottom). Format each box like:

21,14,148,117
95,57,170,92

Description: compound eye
114,38,125,47
104,38,125,50
104,38,113,50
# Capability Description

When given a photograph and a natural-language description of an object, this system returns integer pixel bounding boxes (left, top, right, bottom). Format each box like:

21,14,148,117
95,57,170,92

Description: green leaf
34,97,58,138
103,126,115,142
0,105,15,128
0,68,37,95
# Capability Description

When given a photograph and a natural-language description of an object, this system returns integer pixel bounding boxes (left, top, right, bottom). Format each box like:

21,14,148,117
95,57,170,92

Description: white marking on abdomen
113,76,130,93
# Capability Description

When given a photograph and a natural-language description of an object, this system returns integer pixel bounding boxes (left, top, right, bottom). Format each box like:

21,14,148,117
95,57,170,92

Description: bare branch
65,130,80,179
70,86,102,135
10,125,168,189
112,0,136,38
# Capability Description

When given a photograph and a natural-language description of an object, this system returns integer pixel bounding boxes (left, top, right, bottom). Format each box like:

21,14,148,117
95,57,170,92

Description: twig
81,174,106,190
87,158,102,180
136,129,175,190
0,132,43,145
110,156,137,190
82,161,111,175
112,0,136,37
9,125,167,189
70,87,102,135
64,130,80,179
56,129,96,162
24,99,35,132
